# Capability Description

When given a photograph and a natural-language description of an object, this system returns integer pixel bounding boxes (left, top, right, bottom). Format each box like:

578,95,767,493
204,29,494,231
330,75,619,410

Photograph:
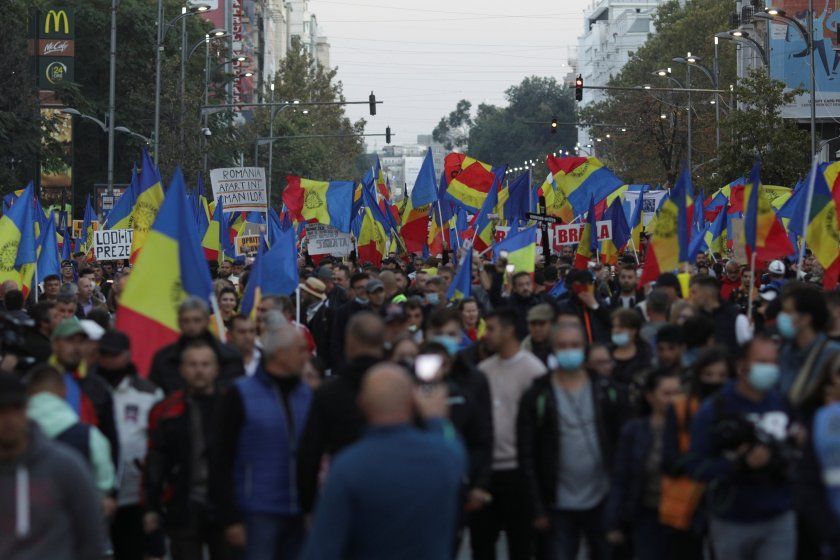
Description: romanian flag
492,225,537,274
601,198,630,265
81,195,96,253
400,199,431,254
240,226,299,317
201,196,234,263
446,249,472,302
807,161,840,288
640,186,683,285
689,204,727,260
627,187,646,252
442,153,498,213
540,172,574,223
115,168,213,377
283,176,354,233
35,213,61,287
129,150,165,263
357,206,388,266
546,155,624,217
105,164,138,230
498,171,536,224
743,159,794,264
0,182,37,296
473,167,506,251
671,167,692,264
574,197,599,269
412,149,439,207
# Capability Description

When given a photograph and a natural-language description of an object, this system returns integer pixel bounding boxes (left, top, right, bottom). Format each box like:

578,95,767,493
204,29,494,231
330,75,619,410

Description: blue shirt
300,419,466,560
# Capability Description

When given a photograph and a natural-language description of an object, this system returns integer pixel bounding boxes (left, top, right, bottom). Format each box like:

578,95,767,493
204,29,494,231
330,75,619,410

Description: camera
711,413,800,480
202,127,212,137
0,312,37,372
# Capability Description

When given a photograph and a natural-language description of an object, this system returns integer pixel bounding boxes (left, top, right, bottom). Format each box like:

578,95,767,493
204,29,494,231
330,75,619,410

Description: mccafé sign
37,7,75,90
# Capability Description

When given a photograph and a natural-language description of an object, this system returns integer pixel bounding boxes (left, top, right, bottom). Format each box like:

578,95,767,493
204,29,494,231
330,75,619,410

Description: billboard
769,0,840,119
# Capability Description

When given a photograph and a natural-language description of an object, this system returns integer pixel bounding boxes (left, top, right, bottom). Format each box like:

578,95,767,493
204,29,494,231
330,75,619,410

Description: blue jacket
233,369,312,516
687,381,793,522
300,419,466,560
606,417,656,531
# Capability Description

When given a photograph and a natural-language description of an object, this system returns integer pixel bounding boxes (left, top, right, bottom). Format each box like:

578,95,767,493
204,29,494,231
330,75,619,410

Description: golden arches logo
44,10,70,34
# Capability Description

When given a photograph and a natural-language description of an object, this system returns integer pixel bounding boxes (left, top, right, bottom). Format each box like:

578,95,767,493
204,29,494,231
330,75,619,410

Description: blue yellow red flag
0,182,37,294
492,225,537,274
283,176,354,233
105,163,138,230
36,213,61,285
442,153,499,213
743,158,794,263
446,249,473,302
129,150,165,262
546,155,624,217
412,148,438,207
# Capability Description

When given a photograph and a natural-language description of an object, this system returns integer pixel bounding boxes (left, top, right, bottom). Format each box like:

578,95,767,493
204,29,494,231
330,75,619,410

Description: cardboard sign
235,234,261,257
92,229,132,261
210,167,267,213
305,223,353,256
551,221,613,249
72,219,99,240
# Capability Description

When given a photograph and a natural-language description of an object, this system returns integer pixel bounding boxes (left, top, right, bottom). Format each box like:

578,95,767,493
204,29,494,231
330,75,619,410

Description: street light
153,1,212,164
114,127,151,144
754,7,816,157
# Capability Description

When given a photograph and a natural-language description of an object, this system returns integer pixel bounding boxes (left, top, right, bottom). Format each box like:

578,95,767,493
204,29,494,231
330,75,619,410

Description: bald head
346,312,386,360
359,363,414,425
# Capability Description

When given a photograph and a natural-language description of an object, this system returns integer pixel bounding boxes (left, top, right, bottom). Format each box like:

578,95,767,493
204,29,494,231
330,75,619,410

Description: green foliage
715,69,809,186
432,99,472,151
579,0,736,188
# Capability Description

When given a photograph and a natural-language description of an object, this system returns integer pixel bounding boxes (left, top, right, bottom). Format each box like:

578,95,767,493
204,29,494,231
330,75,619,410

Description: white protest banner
93,229,133,261
235,235,261,257
624,190,667,226
305,223,353,256
210,167,267,213
551,220,612,251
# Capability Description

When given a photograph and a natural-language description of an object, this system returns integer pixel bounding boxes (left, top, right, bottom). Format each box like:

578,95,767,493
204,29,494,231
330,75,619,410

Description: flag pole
628,238,640,265
209,293,225,340
797,154,819,273
747,251,757,321
295,286,301,325
435,200,448,252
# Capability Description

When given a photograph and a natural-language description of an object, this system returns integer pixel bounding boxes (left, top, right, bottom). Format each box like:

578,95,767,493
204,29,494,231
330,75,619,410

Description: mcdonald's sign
40,8,73,39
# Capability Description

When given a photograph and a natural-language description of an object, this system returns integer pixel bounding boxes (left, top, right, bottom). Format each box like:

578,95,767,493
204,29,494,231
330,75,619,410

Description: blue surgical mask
611,332,631,347
550,349,585,371
776,312,795,339
355,296,369,305
748,363,780,392
426,293,440,306
431,335,460,356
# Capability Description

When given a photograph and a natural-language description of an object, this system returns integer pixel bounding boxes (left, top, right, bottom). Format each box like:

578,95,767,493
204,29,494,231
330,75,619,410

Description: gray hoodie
0,423,106,560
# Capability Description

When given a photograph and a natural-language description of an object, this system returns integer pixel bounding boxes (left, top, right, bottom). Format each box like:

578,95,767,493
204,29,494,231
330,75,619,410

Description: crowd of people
1,246,840,560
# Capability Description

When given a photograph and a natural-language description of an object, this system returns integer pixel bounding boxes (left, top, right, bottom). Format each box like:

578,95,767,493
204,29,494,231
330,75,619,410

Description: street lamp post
107,0,118,197
713,36,721,150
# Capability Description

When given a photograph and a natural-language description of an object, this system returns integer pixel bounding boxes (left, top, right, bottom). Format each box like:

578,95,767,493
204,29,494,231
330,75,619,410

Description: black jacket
555,295,612,345
699,301,741,354
517,373,624,517
488,271,548,340
149,332,244,395
144,391,224,529
297,355,381,514
446,354,494,490
605,417,657,531
306,300,334,369
330,299,372,367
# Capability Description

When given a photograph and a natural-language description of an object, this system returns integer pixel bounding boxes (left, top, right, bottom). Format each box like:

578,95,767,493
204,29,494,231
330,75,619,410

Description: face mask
549,349,585,371
408,324,419,333
611,332,631,347
748,363,780,392
431,335,460,356
355,296,369,305
426,293,440,306
776,312,795,339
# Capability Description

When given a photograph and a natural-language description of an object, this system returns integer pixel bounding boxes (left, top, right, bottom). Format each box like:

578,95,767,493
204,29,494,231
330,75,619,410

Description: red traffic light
575,75,583,102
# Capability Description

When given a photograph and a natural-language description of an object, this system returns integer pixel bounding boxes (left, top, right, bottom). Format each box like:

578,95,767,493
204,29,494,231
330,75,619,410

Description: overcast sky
315,0,591,150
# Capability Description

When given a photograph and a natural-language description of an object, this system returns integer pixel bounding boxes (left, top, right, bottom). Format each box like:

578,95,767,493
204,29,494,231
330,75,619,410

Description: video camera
712,413,800,480
0,311,37,372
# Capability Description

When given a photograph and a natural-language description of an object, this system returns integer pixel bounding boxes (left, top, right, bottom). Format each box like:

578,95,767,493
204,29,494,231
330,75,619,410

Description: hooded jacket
26,392,114,493
0,423,107,560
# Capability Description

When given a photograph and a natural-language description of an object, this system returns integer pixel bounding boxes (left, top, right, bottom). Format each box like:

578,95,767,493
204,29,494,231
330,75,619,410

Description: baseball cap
527,303,555,323
51,317,87,340
768,260,785,275
99,330,131,356
79,319,105,341
61,259,73,267
315,266,334,281
366,279,385,293
0,373,26,408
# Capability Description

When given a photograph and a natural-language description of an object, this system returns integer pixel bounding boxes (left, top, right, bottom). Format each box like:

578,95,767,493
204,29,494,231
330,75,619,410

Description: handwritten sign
235,234,261,257
210,167,267,213
72,219,99,240
305,223,353,256
93,229,133,261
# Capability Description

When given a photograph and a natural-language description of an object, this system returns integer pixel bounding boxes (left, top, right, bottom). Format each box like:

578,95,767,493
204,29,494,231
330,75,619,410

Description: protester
610,264,645,310
96,330,164,560
149,297,244,394
300,364,466,559
518,319,622,560
557,269,612,345
522,303,555,366
688,335,797,560
216,326,312,559
610,308,652,390
639,288,670,350
0,372,107,560
459,297,486,342
471,308,546,559
227,315,260,377
330,272,371,362
144,339,232,560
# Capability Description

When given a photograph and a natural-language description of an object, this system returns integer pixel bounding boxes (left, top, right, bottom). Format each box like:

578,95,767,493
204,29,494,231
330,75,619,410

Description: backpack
659,396,706,530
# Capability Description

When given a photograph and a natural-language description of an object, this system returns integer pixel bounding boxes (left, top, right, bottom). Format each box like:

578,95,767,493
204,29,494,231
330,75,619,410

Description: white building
286,0,331,68
576,0,666,145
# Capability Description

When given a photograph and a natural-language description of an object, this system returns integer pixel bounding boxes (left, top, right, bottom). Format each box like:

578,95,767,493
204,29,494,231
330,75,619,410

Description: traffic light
551,117,558,134
369,92,376,116
575,75,583,102
385,126,391,144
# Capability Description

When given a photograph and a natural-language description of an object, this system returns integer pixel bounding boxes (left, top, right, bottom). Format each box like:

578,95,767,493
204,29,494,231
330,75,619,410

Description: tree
715,69,808,186
243,39,365,207
579,0,737,188
432,99,472,151
467,77,577,169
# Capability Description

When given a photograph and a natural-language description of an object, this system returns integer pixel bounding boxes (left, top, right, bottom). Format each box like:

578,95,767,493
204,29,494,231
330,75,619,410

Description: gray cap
316,266,333,281
366,279,385,293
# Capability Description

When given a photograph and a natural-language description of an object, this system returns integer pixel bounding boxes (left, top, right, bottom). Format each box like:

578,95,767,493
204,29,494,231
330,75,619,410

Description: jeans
469,470,532,560
709,511,796,560
632,508,667,560
242,513,305,560
543,502,608,560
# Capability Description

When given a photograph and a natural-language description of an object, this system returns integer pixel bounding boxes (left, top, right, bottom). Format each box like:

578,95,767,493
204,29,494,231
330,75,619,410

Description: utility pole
107,0,118,198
